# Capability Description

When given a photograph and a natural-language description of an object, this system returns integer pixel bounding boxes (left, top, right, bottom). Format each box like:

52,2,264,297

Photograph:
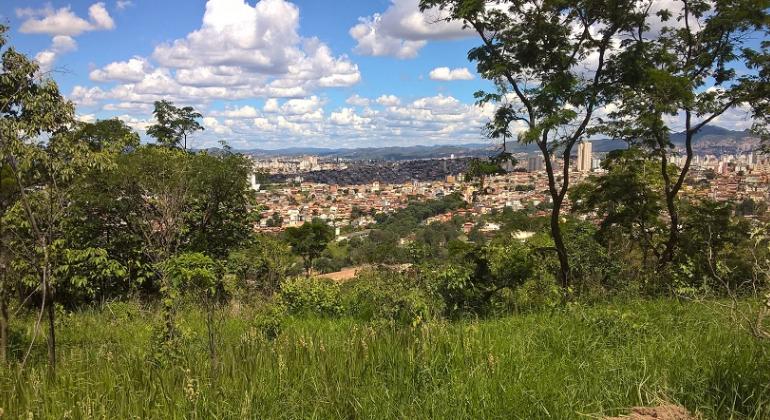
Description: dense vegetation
1,0,770,415
3,301,770,418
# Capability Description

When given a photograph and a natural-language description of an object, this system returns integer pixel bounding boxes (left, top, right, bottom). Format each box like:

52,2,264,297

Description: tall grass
1,299,768,418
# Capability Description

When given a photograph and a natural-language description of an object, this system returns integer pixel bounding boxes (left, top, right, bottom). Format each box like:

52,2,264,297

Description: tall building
577,141,592,172
527,155,544,172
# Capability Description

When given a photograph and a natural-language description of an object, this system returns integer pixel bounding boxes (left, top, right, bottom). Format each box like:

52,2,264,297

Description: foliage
146,100,204,150
284,219,335,273
423,240,534,317
421,0,642,288
227,235,296,295
277,277,344,317
341,269,435,325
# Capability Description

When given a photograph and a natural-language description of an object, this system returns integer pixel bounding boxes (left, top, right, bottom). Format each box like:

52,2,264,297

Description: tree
464,158,505,202
0,163,19,363
159,253,222,370
571,147,666,267
602,0,770,267
284,219,335,274
90,147,195,342
185,149,255,259
0,24,84,371
421,0,639,290
227,235,295,295
146,100,204,151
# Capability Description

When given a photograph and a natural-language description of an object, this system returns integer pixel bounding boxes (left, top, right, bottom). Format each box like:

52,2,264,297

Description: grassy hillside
1,299,768,419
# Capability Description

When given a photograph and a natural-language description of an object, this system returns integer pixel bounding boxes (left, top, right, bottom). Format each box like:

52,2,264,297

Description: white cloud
35,35,78,73
376,94,401,106
263,98,280,112
21,3,114,73
116,114,152,132
330,107,371,127
346,94,371,107
217,105,260,118
350,0,469,59
349,15,427,59
429,66,474,81
77,0,360,110
18,2,114,36
116,1,134,10
261,96,324,115
203,116,233,135
76,114,97,123
89,57,152,82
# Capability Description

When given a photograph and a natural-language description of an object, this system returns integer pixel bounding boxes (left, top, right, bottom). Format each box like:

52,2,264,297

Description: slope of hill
231,126,757,160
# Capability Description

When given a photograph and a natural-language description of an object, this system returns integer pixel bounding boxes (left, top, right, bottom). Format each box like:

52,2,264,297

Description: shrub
341,268,435,325
277,277,344,316
252,304,285,340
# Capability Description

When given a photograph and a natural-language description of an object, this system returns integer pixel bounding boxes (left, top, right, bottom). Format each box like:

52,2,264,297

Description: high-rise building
577,141,592,172
527,155,544,172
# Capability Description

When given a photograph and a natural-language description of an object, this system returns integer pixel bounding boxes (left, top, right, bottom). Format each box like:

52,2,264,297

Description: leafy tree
601,0,770,267
228,235,295,295
571,148,666,267
73,118,140,152
185,149,255,259
421,0,639,290
284,219,335,274
424,241,534,317
464,158,505,201
159,253,222,368
0,163,19,363
0,25,94,371
146,100,204,151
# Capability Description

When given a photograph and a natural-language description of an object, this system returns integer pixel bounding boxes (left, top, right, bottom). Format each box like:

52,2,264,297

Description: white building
577,141,592,172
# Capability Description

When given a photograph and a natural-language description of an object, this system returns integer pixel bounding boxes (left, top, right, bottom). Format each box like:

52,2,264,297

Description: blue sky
1,0,759,149
3,0,500,149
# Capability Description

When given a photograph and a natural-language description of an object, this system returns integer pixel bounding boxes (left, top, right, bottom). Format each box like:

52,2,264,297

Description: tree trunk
205,297,217,374
43,272,56,374
660,190,679,266
550,200,570,290
0,282,8,364
540,142,571,291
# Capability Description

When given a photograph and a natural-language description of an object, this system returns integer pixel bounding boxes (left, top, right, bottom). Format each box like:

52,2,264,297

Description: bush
511,275,562,312
252,304,285,340
341,268,435,325
277,277,344,316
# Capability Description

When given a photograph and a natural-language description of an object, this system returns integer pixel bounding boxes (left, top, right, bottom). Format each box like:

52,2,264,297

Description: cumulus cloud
429,66,474,81
35,35,78,73
89,57,152,82
216,105,261,118
346,94,371,107
376,94,401,106
20,3,114,73
330,107,371,127
76,0,360,110
350,0,469,59
18,3,114,36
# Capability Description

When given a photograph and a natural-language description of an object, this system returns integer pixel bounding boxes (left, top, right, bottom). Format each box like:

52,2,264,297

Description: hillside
235,126,758,160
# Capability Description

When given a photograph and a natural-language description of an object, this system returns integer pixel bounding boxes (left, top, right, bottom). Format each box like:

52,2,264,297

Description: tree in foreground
420,0,639,291
0,24,79,371
602,0,770,267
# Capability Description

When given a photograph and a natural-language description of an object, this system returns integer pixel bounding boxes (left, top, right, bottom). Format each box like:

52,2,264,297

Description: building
577,141,592,172
527,155,544,172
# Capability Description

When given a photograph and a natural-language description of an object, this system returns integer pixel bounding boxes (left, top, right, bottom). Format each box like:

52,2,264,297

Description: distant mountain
241,143,496,160
231,126,757,160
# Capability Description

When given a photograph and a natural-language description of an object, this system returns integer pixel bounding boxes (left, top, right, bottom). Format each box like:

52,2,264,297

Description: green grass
1,299,769,419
